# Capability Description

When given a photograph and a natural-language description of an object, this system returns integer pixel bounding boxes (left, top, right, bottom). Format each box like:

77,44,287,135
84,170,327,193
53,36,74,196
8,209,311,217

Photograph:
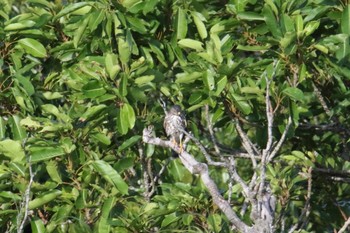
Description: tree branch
17,139,34,233
338,217,350,233
142,125,253,232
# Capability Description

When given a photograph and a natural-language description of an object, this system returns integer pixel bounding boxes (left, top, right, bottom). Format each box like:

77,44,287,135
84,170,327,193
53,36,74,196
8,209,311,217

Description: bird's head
168,105,183,115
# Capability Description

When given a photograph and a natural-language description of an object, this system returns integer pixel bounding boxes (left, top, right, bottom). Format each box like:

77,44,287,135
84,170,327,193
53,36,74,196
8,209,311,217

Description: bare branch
312,82,331,117
338,217,350,233
180,129,227,167
17,139,34,233
205,105,221,155
142,126,253,232
288,167,313,233
268,115,292,162
235,121,258,168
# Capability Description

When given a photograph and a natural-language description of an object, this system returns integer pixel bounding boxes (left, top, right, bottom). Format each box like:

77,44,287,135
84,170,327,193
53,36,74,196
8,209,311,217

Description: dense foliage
1,0,350,232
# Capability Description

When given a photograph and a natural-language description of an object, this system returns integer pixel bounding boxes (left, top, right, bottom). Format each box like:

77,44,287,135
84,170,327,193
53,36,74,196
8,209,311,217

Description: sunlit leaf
18,38,47,58
92,160,128,195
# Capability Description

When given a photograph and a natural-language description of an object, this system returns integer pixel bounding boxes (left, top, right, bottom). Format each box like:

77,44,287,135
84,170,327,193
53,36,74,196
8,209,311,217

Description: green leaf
91,133,111,145
53,2,91,20
134,75,155,86
263,4,282,39
0,117,6,139
15,75,35,96
30,217,46,233
119,73,128,97
191,11,207,39
342,5,350,35
236,44,271,51
105,53,121,80
118,136,141,152
125,15,147,34
237,12,265,21
89,9,105,32
295,14,303,39
92,160,128,195
9,115,27,140
46,160,62,183
82,80,106,98
189,92,203,105
283,87,304,102
118,38,131,64
214,76,227,96
175,72,202,84
161,213,180,227
79,104,106,122
178,39,204,51
0,139,25,162
42,91,64,100
29,190,61,209
30,146,65,162
303,21,320,37
18,38,47,58
73,15,90,48
4,20,36,31
0,191,21,201
176,8,187,39
203,69,215,91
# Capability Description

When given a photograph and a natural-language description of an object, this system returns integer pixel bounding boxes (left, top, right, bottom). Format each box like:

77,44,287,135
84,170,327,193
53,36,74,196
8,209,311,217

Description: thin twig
235,122,258,168
180,129,227,167
312,82,331,117
268,115,292,162
205,105,221,156
338,217,350,233
17,139,34,233
287,167,313,233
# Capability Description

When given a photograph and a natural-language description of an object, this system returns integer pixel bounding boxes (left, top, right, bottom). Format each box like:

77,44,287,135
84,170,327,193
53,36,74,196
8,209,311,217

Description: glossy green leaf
92,160,128,195
161,213,180,227
125,15,147,34
118,38,131,64
82,80,106,98
79,104,106,122
117,135,141,152
178,39,204,51
303,21,320,37
46,160,62,183
105,53,121,80
29,190,61,209
30,146,65,162
119,73,128,97
295,14,303,38
0,117,5,139
237,12,264,21
341,5,350,35
4,20,36,31
191,11,207,39
53,2,91,20
9,115,27,140
176,8,187,39
135,75,155,85
283,87,304,102
30,217,46,233
263,4,282,39
74,14,90,48
91,132,111,145
175,71,202,84
0,139,25,162
18,38,47,58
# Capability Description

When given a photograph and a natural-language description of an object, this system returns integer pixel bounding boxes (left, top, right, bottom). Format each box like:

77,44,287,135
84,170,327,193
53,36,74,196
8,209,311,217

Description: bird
163,105,187,156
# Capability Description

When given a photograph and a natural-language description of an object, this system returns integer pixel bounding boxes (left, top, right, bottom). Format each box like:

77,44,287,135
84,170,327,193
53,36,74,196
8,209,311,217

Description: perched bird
163,105,187,156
